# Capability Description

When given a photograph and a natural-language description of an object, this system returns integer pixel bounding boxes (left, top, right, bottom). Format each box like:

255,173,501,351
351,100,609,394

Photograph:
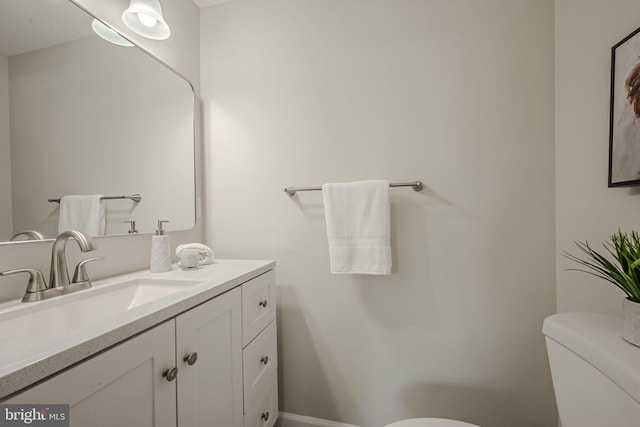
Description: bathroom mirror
0,0,196,243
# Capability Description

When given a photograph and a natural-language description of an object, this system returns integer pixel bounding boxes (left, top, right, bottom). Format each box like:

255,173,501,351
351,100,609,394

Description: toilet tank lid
543,312,640,405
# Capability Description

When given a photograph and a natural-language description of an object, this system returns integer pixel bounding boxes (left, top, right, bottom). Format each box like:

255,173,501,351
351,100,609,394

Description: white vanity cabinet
241,270,278,427
5,266,277,427
176,286,243,427
5,320,178,427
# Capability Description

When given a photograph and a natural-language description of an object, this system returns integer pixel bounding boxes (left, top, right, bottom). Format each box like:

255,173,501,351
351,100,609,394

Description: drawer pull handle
261,411,270,421
163,367,178,382
184,352,198,366
259,299,268,308
260,356,269,365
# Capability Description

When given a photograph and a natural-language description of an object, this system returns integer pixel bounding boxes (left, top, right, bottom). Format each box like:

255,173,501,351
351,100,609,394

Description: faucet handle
0,268,47,302
72,257,105,287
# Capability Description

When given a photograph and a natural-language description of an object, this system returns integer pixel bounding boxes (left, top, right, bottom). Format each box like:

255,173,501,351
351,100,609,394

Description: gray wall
201,1,557,426
556,0,640,315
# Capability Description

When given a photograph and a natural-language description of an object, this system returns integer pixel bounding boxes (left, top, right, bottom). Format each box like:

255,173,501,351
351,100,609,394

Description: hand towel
322,180,391,275
58,195,106,236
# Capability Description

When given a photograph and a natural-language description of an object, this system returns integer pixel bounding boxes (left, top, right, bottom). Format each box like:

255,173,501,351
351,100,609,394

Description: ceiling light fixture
91,19,134,47
122,0,171,41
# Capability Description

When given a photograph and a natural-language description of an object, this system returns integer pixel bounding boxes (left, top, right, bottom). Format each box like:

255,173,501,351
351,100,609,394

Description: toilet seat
385,418,480,427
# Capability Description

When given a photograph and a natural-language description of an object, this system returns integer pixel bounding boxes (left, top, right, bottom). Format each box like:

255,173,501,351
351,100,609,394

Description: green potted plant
564,230,640,347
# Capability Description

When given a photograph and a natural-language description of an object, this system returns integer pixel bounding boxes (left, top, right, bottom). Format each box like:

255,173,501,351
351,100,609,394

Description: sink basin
97,278,200,310
0,277,201,340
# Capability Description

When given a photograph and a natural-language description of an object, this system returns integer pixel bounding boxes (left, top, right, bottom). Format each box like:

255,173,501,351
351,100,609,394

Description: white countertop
0,259,275,399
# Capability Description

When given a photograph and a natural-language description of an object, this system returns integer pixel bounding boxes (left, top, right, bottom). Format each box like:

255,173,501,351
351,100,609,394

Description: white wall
0,0,201,302
0,55,12,238
201,1,556,426
556,0,640,315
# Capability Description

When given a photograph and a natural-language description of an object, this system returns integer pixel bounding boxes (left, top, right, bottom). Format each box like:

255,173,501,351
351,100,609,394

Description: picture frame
609,25,640,187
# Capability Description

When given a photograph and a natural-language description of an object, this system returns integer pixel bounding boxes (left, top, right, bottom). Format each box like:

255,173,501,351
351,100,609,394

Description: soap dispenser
150,220,172,273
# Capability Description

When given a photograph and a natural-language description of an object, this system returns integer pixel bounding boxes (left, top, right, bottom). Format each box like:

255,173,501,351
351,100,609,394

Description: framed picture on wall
609,26,640,186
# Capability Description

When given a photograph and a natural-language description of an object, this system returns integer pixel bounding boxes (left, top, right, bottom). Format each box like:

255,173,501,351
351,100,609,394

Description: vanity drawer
243,320,277,411
242,270,276,346
243,371,278,427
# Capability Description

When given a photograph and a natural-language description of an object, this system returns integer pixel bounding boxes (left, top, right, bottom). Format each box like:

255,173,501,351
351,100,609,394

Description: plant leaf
563,231,640,301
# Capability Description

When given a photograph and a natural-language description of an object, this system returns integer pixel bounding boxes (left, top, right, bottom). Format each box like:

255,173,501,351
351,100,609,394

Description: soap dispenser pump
150,220,171,273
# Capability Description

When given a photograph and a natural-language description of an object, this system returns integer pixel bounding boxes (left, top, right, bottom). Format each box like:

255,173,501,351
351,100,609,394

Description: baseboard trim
276,411,362,427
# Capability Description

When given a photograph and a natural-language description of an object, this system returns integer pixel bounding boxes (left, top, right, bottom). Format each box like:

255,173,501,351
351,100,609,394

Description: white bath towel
58,195,106,236
322,180,391,275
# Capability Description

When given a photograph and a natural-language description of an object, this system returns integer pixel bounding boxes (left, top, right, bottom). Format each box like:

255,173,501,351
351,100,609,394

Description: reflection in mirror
0,0,195,243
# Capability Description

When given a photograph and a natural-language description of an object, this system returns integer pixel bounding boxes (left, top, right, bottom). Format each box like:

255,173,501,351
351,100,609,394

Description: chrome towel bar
284,181,423,196
48,194,142,203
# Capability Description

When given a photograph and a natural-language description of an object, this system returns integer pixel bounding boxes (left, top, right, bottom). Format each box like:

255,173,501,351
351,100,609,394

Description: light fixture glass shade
91,19,134,47
122,0,171,41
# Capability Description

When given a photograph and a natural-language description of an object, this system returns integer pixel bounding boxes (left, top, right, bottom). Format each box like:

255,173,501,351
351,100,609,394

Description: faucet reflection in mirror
10,230,47,241
0,230,103,302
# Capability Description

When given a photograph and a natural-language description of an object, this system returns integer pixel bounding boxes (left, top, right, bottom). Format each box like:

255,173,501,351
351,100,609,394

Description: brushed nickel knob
259,299,268,308
261,411,270,421
163,367,178,382
260,356,269,365
184,352,198,366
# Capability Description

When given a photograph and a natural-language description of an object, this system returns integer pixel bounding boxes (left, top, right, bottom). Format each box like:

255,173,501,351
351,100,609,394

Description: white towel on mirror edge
322,180,391,275
58,194,106,236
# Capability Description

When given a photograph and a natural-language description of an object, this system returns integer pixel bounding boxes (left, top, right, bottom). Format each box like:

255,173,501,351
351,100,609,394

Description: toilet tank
543,312,640,427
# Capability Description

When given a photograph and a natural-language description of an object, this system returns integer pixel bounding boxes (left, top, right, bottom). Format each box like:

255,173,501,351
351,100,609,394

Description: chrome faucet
49,230,97,288
1,230,103,302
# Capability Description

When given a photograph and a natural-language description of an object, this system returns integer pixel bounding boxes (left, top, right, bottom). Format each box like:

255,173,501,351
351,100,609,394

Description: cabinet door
6,321,177,427
176,287,243,427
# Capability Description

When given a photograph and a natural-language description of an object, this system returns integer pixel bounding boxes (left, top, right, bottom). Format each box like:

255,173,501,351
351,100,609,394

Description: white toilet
543,312,640,427
386,311,640,427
